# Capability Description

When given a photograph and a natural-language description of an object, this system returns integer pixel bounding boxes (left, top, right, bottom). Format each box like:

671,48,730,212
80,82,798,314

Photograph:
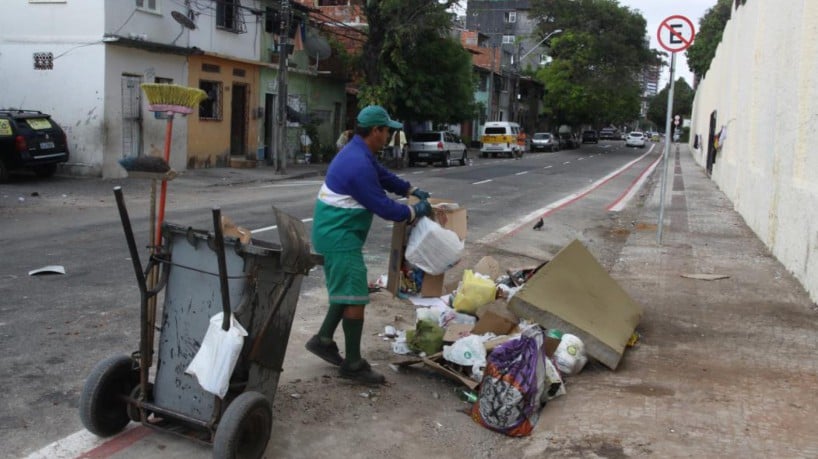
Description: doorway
706,110,717,175
264,93,275,162
121,74,143,158
230,83,248,156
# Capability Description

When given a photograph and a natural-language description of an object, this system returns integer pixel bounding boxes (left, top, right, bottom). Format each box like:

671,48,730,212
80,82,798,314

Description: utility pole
275,0,291,174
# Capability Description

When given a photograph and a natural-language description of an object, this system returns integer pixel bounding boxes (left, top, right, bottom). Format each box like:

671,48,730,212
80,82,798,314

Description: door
121,74,143,158
706,110,717,175
230,83,248,156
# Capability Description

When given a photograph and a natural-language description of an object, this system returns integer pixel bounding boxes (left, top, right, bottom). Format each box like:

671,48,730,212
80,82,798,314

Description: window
502,35,515,44
154,77,172,84
199,80,222,120
217,0,241,33
504,11,517,23
135,0,158,12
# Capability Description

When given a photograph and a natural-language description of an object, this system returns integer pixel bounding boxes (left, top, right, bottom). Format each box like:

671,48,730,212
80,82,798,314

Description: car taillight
437,141,443,150
15,135,27,152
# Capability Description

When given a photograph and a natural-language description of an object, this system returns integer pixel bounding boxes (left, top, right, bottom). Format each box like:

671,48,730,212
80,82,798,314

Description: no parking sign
657,15,695,53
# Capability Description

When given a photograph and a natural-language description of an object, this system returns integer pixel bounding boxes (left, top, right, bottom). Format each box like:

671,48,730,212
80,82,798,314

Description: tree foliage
645,77,695,131
358,0,476,125
530,0,660,127
685,0,732,81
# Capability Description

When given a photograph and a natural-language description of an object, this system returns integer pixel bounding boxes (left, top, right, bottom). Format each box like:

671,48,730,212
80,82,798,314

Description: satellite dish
172,11,196,30
304,30,331,61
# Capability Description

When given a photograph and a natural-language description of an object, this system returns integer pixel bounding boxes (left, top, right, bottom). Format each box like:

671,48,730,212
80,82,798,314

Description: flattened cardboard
508,239,642,370
387,198,467,298
443,323,474,342
471,310,517,336
473,256,502,281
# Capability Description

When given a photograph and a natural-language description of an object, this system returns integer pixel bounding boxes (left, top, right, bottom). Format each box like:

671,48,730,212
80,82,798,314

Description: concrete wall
0,0,107,176
689,1,818,301
103,48,188,177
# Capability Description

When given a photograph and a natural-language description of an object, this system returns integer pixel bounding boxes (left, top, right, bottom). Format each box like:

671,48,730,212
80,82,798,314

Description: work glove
410,187,431,201
411,200,432,222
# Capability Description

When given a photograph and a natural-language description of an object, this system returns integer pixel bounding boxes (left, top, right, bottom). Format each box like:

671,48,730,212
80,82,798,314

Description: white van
480,121,521,158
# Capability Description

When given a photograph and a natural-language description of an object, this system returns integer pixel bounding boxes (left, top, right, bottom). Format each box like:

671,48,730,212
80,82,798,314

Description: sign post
656,15,695,244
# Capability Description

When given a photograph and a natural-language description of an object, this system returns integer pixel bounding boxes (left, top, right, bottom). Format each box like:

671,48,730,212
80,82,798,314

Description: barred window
199,80,222,120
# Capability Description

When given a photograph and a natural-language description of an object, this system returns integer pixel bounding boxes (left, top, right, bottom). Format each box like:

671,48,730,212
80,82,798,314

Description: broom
139,83,207,247
130,83,207,377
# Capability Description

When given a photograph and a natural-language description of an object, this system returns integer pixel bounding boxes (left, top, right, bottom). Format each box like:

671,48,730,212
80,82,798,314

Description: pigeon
533,218,544,230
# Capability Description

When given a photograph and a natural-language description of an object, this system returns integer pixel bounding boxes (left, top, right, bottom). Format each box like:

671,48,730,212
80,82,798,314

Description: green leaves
685,0,732,80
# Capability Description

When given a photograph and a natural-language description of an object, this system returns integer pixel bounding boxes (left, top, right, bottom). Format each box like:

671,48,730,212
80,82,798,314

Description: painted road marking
255,181,323,189
544,165,552,169
24,424,151,459
477,143,656,245
472,179,493,185
607,150,662,212
251,217,313,234
563,161,571,165
515,171,528,176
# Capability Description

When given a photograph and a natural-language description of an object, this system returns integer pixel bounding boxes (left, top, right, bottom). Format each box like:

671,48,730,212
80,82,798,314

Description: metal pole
275,0,290,174
657,52,676,244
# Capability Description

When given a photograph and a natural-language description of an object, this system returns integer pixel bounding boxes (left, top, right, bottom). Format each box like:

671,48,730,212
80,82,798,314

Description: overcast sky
452,0,719,87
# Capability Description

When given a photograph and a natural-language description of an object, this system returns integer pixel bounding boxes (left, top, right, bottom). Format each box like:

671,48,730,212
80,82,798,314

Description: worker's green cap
356,105,403,129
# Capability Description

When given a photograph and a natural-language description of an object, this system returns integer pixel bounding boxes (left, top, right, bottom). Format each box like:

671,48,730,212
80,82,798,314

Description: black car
0,109,69,181
558,132,578,150
581,130,599,143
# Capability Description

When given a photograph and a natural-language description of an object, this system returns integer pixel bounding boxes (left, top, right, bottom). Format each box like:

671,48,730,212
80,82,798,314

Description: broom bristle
140,83,208,114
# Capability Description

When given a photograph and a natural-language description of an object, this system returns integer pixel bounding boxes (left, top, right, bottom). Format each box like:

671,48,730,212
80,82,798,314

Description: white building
0,0,263,178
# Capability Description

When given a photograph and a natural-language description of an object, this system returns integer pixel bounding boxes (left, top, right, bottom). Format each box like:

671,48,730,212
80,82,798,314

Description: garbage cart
79,187,318,459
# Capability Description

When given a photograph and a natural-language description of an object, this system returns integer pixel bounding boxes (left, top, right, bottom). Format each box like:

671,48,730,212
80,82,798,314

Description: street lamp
519,29,563,63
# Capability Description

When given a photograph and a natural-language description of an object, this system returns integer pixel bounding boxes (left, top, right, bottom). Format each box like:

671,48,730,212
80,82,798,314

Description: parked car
407,131,467,167
581,130,599,144
0,109,69,182
480,121,521,158
558,132,578,150
598,128,618,140
625,131,647,148
530,132,559,152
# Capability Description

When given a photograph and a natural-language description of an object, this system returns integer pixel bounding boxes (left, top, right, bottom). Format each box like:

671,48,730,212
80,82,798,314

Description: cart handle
211,208,232,331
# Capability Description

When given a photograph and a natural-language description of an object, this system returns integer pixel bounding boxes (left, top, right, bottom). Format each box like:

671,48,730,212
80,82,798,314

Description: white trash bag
185,312,248,398
405,217,464,275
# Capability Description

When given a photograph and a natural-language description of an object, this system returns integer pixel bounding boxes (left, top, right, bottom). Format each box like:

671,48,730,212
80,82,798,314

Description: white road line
563,161,571,165
251,217,313,234
472,179,493,185
515,171,528,176
607,145,661,211
578,157,585,161
24,424,145,459
412,171,423,174
477,145,656,245
544,165,552,169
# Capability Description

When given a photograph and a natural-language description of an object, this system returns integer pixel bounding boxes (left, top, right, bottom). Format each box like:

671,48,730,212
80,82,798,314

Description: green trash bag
406,319,444,356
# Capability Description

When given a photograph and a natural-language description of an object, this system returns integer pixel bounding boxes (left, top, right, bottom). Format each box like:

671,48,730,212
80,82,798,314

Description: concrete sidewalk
556,144,818,456
169,161,327,188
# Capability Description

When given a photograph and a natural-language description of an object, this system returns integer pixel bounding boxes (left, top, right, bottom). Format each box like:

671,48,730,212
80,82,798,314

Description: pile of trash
381,200,642,436
382,256,591,437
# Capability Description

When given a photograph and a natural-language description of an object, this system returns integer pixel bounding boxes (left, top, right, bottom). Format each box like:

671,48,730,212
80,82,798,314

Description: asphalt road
0,139,659,457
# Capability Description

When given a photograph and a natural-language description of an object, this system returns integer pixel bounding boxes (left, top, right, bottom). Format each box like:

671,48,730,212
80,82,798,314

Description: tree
530,0,660,127
646,77,695,131
686,0,732,81
357,0,476,125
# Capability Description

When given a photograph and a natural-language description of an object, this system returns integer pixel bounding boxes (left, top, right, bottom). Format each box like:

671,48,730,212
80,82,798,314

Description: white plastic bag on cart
185,312,248,398
405,217,464,275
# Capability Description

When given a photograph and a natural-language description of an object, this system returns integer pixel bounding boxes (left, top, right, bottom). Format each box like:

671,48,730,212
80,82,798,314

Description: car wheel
0,158,9,183
442,152,450,168
33,164,57,178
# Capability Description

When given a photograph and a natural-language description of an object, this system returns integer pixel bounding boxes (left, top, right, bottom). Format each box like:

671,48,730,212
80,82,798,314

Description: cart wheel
213,391,272,459
79,355,138,437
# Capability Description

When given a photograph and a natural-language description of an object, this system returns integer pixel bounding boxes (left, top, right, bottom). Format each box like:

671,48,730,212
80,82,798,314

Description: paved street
3,142,817,458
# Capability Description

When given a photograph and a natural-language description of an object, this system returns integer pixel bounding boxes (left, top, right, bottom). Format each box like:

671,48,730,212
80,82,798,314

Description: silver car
530,132,559,152
625,131,646,148
407,131,468,167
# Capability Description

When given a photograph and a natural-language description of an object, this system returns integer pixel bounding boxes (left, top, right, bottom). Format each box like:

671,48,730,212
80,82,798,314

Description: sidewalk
552,144,818,456
169,161,327,188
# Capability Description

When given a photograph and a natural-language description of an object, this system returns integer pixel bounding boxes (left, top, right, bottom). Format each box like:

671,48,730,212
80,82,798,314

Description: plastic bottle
455,388,478,403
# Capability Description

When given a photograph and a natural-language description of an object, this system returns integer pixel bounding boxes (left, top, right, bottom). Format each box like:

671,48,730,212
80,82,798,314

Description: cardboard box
442,323,474,342
508,239,643,370
387,198,467,297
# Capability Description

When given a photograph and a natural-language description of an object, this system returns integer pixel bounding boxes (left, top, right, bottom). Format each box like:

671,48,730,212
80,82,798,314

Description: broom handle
155,114,174,247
